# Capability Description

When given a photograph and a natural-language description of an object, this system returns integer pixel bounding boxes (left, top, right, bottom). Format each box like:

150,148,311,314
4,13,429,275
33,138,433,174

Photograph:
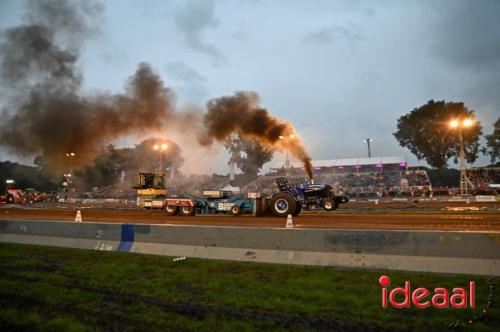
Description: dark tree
0,160,58,192
131,138,184,173
225,134,273,182
394,100,482,169
74,138,184,189
482,118,500,164
75,145,122,189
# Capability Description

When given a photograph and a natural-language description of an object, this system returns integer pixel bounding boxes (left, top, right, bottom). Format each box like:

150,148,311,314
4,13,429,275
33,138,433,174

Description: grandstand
243,157,432,197
467,167,500,193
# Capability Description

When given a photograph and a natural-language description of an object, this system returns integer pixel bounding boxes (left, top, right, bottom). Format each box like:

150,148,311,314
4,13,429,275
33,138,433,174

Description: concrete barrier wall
1,219,499,276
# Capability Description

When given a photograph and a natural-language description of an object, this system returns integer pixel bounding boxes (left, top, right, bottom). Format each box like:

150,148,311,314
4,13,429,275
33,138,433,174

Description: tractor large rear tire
270,193,297,217
292,202,302,216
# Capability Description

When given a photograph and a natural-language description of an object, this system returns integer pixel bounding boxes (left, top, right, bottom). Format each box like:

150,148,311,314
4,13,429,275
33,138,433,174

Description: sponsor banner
475,195,496,202
449,197,468,202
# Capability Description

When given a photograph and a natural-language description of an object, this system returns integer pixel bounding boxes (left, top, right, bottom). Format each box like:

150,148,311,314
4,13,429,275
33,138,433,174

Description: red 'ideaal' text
379,275,475,309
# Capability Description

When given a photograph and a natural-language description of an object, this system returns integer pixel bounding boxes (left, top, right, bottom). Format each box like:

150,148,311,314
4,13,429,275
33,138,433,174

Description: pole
159,150,163,173
284,149,290,176
229,161,235,181
367,139,372,158
459,128,467,195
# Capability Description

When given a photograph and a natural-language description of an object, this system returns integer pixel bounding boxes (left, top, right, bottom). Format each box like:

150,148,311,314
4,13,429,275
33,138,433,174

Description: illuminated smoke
200,92,313,180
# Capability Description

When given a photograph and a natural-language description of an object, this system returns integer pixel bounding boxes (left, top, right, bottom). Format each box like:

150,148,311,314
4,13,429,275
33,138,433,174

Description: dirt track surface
340,201,500,210
1,207,499,231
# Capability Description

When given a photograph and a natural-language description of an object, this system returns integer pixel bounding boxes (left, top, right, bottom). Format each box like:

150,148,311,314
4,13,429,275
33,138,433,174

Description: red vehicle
24,188,44,204
0,188,25,204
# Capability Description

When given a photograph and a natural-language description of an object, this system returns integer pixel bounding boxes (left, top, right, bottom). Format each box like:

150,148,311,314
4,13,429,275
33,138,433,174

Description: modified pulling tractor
268,177,349,217
133,173,348,217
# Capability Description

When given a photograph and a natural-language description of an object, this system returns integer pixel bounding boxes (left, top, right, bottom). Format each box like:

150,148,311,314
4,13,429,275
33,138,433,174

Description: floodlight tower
153,143,168,173
449,118,475,195
279,134,296,175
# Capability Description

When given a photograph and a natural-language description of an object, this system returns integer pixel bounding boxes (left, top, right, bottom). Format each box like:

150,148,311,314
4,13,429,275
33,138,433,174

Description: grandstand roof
272,156,407,169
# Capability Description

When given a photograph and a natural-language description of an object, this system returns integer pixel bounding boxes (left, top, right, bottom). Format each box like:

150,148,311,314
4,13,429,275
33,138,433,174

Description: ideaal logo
379,275,475,309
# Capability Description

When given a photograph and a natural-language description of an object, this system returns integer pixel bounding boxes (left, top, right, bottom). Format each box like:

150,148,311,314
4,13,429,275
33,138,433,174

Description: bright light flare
153,144,159,150
463,119,474,127
279,134,296,140
160,143,168,150
450,118,475,128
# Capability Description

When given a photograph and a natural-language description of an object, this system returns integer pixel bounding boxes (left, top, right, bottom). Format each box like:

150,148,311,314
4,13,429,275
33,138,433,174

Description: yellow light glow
279,135,285,140
161,143,168,150
449,120,459,128
153,144,159,150
289,134,295,139
463,119,474,127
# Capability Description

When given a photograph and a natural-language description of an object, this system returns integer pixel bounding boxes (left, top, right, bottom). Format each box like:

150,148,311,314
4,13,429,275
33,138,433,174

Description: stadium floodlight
153,144,159,150
5,179,15,184
278,135,295,170
160,143,168,150
363,138,373,158
463,119,474,127
448,116,476,195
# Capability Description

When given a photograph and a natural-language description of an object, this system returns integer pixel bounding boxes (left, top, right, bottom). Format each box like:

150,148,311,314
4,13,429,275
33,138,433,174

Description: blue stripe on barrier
117,224,135,252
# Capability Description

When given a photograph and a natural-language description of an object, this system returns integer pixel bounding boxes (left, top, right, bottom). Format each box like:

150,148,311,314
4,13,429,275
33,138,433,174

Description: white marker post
286,214,293,228
75,210,82,222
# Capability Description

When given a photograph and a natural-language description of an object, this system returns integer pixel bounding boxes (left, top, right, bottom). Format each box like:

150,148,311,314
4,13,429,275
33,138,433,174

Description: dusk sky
1,0,499,173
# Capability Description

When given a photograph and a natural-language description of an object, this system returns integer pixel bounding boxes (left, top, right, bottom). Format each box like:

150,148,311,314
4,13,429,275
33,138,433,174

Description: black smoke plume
0,1,175,169
200,92,313,180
